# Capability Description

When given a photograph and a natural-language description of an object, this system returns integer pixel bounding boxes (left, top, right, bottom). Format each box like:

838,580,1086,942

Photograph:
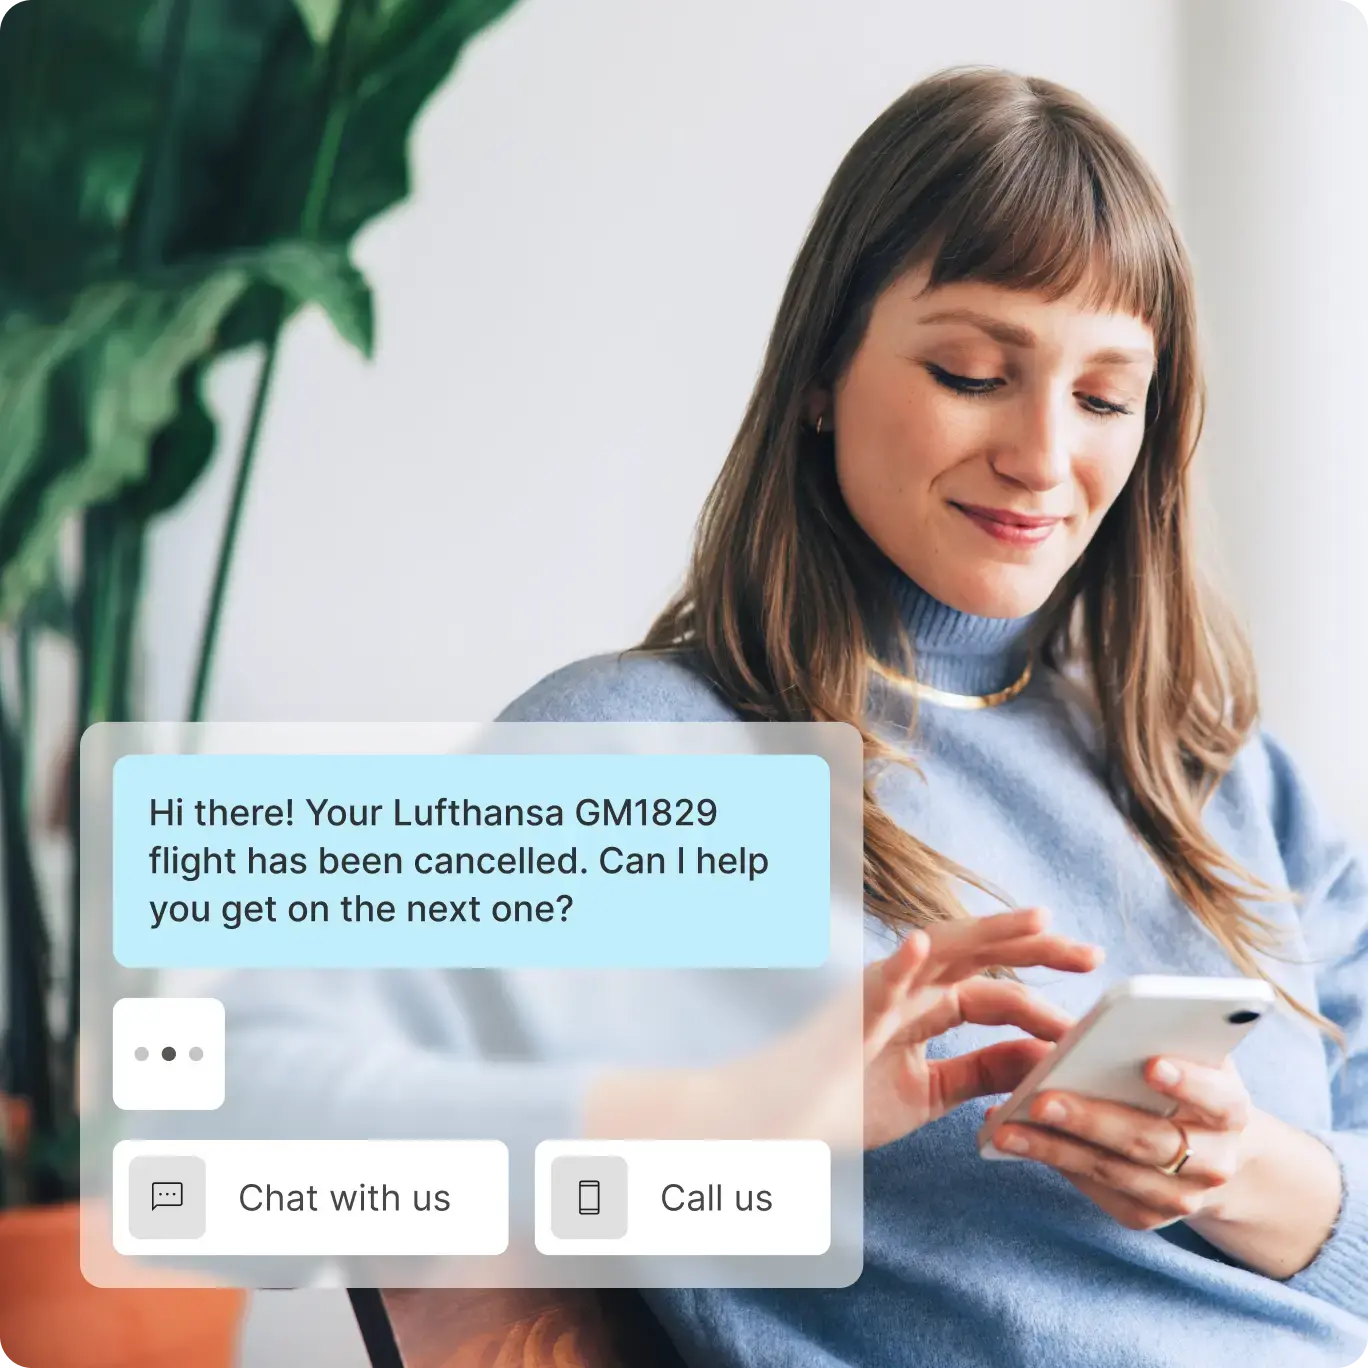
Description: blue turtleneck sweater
493,577,1368,1368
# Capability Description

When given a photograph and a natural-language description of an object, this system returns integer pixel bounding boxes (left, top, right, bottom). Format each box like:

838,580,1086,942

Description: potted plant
0,0,519,1362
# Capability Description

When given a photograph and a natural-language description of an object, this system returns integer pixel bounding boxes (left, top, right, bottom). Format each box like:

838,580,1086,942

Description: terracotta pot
0,1203,244,1368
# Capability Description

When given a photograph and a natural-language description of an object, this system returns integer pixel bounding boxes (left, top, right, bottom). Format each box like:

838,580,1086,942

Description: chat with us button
111,1140,509,1257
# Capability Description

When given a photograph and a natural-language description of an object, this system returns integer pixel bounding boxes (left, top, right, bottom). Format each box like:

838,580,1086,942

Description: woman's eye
924,362,1136,416
924,363,1003,395
1077,393,1134,417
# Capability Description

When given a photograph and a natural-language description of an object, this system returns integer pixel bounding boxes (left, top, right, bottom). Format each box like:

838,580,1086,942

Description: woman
494,67,1368,1366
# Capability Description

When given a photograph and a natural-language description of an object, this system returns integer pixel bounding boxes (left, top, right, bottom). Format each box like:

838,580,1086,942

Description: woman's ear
805,389,832,429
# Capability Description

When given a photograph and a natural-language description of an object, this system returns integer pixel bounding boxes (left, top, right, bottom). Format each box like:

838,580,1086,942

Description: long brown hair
635,67,1332,1036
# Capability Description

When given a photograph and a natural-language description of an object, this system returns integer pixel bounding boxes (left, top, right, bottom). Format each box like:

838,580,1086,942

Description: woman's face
825,268,1156,620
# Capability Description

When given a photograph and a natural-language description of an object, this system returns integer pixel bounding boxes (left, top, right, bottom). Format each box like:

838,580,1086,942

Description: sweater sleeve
1258,734,1368,1318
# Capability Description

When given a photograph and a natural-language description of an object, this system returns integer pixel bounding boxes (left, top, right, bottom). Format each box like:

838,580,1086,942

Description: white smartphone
978,974,1276,1160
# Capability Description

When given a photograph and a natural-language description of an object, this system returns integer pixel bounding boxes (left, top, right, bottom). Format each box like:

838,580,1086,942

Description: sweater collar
882,569,1038,696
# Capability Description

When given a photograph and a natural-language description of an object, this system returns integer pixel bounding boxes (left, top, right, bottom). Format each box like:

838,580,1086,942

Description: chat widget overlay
80,722,865,1290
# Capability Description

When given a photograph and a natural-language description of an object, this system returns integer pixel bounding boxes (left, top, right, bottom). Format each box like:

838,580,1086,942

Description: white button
534,1140,830,1256
112,998,225,1111
112,1140,509,1257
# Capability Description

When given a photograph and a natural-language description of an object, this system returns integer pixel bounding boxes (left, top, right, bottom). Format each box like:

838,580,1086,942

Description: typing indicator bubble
151,1181,184,1210
112,997,225,1110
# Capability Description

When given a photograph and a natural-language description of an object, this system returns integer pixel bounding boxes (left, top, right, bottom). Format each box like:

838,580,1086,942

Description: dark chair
350,1286,687,1367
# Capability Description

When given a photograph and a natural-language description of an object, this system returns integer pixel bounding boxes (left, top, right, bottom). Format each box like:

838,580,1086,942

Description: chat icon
128,1155,205,1239
151,1181,184,1211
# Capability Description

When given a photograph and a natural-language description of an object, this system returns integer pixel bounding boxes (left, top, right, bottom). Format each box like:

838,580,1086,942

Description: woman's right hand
585,906,1102,1150
858,906,1101,1149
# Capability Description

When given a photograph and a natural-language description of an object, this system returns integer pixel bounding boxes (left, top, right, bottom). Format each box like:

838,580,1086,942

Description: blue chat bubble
113,753,831,969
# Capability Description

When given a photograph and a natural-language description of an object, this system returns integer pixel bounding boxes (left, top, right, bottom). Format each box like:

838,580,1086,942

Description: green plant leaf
293,0,341,43
293,0,408,46
113,361,217,521
252,239,373,354
326,0,524,241
0,238,372,621
0,0,315,301
146,0,309,261
186,0,522,255
0,272,248,623
154,240,374,353
116,239,371,529
0,286,133,528
0,0,160,305
86,276,247,479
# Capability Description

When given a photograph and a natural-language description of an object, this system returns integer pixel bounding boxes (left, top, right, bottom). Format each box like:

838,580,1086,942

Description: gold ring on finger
1155,1121,1192,1176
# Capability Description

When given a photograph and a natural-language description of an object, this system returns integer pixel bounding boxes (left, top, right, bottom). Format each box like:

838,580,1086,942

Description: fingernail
1153,1060,1181,1086
1038,1099,1067,1124
999,1132,1030,1154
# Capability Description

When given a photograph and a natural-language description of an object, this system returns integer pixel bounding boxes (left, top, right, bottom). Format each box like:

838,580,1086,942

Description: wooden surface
374,1287,686,1368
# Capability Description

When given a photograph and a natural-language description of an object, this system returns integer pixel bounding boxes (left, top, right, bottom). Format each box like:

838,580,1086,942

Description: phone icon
577,1179,600,1216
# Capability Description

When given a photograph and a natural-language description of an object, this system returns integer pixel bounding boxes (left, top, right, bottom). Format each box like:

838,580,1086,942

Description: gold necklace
868,655,1034,710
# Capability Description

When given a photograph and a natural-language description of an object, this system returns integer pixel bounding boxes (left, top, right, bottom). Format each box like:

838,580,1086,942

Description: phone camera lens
1227,1010,1261,1025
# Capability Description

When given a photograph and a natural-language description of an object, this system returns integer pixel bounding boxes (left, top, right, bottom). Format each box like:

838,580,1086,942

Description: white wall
1179,0,1368,840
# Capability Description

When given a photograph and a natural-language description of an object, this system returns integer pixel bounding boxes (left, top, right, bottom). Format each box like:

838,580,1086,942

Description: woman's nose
990,391,1072,493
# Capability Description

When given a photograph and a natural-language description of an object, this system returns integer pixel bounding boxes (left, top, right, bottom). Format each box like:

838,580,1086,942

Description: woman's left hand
979,1055,1257,1231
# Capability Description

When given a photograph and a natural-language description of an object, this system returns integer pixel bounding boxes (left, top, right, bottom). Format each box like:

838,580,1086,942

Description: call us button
534,1140,829,1257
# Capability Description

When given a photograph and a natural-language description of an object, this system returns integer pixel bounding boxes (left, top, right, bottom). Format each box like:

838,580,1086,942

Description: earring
815,414,825,435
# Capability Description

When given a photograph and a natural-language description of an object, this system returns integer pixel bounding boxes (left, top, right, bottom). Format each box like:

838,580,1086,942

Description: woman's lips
952,503,1062,547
